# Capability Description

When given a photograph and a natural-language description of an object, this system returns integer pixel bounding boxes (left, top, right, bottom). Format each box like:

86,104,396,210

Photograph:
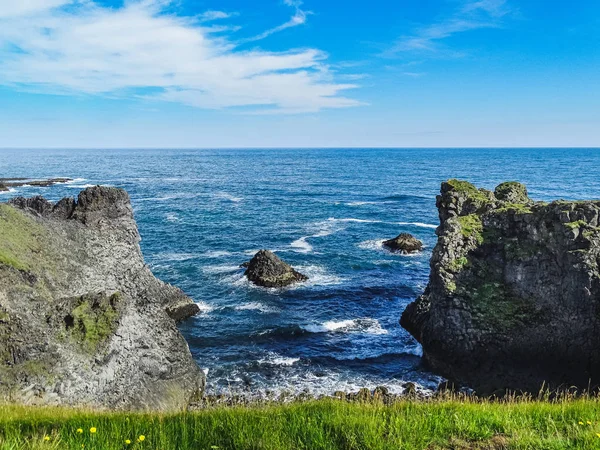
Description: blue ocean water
2,148,600,396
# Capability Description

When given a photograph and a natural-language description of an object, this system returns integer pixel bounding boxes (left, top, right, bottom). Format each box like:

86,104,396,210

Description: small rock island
401,179,600,394
244,250,308,288
0,186,203,409
383,233,423,254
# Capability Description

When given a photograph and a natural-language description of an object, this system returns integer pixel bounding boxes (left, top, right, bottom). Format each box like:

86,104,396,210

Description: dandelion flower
77,428,83,434
588,421,592,425
579,421,584,425
596,433,600,438
44,436,50,441
90,427,97,434
138,435,146,442
125,439,131,445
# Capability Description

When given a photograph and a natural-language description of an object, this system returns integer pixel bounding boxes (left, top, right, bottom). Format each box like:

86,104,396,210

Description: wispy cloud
0,0,359,113
197,10,237,22
386,0,513,56
242,0,310,43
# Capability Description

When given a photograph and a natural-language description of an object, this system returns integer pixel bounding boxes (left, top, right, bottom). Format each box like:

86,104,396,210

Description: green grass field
3,397,600,449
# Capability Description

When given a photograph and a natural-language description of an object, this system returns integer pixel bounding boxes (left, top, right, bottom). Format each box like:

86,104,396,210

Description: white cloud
197,10,236,22
242,0,310,43
0,0,359,113
387,0,512,55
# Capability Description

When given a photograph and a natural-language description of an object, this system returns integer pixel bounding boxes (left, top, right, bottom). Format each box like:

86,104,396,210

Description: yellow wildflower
90,427,97,434
579,421,584,425
44,436,50,441
138,435,146,442
125,439,132,445
77,428,83,434
588,421,592,425
596,433,600,438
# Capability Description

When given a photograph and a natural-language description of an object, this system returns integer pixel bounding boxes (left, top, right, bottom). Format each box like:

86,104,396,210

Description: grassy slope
3,399,600,449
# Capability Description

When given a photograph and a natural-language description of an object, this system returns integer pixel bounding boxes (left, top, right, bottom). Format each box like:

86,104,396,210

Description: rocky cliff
0,186,204,410
402,180,600,394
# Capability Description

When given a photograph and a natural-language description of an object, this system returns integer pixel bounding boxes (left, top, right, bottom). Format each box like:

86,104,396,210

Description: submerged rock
401,179,600,394
0,177,72,188
244,250,308,288
383,233,423,253
0,186,203,410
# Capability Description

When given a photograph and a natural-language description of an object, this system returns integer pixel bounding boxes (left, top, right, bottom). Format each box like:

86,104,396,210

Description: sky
0,0,598,148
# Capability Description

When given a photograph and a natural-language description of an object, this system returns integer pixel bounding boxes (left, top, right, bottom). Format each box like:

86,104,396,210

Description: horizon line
2,146,600,150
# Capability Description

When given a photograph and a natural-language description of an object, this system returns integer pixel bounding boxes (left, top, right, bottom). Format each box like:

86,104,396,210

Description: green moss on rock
457,214,484,244
67,293,121,353
447,179,492,204
447,256,469,272
494,182,529,204
0,204,53,272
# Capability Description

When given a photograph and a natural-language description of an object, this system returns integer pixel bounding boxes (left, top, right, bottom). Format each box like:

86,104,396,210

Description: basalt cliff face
402,180,600,394
0,186,204,410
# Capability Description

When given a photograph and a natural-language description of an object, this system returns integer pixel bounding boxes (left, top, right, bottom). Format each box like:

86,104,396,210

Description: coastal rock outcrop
383,233,423,254
0,186,203,410
244,250,308,287
401,179,600,394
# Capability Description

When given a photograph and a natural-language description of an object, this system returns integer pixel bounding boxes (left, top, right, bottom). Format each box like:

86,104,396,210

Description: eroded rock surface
383,233,423,254
244,250,308,288
401,179,600,394
0,186,203,410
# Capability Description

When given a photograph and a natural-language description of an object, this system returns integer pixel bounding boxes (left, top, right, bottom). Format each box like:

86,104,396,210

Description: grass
4,397,600,449
0,204,53,272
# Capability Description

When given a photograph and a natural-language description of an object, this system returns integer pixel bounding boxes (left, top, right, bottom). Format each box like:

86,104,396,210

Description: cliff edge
401,180,600,394
0,186,204,410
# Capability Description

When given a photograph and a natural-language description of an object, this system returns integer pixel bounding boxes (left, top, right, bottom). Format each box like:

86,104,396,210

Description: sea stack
244,250,308,288
401,179,600,394
383,233,423,254
0,186,203,410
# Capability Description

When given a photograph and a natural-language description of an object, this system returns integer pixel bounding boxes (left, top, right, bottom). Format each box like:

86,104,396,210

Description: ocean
2,148,600,396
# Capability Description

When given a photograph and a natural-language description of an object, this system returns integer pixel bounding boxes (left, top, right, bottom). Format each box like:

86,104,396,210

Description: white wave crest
357,239,385,251
327,217,381,223
165,213,181,222
66,184,96,189
65,178,86,184
396,221,438,229
202,264,242,274
257,352,300,366
290,220,341,253
290,237,313,253
235,302,280,313
196,301,215,313
345,201,379,206
294,265,342,287
302,318,388,335
202,250,233,258
215,192,243,203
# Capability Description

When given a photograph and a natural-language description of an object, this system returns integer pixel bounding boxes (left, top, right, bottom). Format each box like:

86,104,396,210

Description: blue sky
0,0,598,147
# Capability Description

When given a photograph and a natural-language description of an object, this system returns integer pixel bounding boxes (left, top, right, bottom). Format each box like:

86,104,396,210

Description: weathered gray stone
401,179,600,394
0,186,203,410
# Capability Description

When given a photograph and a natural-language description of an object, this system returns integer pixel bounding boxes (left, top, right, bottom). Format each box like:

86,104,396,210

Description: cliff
401,180,600,394
0,186,204,410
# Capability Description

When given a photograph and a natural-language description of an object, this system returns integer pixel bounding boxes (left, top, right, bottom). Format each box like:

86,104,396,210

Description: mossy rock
494,182,529,204
446,179,493,205
457,214,484,244
0,204,55,273
65,292,122,353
